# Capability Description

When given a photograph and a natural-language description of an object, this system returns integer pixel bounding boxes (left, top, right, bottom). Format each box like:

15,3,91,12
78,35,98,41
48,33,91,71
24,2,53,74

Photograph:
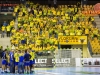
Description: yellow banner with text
58,36,87,45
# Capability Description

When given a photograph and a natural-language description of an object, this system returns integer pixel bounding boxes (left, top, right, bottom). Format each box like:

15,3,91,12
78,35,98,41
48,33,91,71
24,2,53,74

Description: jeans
10,61,15,73
1,31,5,38
18,62,24,73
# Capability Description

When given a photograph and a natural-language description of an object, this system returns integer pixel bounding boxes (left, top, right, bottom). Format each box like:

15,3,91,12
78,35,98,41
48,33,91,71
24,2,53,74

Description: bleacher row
1,1,100,55
90,37,100,54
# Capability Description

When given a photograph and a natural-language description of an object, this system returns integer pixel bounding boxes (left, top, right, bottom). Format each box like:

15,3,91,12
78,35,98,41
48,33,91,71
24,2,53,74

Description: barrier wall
0,58,100,67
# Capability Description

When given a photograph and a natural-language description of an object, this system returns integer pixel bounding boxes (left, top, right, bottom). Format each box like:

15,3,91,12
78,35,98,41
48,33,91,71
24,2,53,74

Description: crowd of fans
1,2,100,53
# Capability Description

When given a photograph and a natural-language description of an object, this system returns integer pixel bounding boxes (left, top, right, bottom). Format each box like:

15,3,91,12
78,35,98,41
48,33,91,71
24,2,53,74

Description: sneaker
24,72,27,74
5,71,8,73
27,72,30,74
31,71,35,73
1,72,4,74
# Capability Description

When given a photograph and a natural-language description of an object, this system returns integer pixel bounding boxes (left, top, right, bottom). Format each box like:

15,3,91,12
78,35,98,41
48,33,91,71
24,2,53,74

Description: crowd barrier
0,58,100,68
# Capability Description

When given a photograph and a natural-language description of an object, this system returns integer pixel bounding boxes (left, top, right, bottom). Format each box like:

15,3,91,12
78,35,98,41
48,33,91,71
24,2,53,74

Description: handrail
87,41,93,56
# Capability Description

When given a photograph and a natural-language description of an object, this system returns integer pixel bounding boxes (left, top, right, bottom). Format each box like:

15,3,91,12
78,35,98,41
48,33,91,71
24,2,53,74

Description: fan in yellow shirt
1,26,6,32
10,20,14,27
14,50,19,73
11,28,16,35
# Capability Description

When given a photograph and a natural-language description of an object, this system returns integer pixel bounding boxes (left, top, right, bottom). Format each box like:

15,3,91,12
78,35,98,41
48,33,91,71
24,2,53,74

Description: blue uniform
18,54,24,73
24,53,31,66
2,52,7,65
19,55,24,62
30,60,35,65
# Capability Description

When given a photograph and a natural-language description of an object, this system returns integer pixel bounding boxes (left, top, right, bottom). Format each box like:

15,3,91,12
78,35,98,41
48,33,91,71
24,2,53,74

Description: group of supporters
1,1,100,70
1,49,35,74
1,20,15,38
8,2,100,52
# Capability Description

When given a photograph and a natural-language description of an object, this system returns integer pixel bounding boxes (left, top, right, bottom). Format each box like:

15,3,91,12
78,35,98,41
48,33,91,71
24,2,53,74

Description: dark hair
4,49,7,51
25,50,27,53
18,50,21,53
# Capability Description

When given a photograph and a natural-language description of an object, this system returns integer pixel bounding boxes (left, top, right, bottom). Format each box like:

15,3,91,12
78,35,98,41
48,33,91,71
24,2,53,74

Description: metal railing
87,41,93,56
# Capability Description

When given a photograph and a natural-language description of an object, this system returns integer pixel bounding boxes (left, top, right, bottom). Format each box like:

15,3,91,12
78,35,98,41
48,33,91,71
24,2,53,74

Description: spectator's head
4,49,7,51
25,49,27,53
18,50,21,53
11,49,14,52
4,21,6,23
1,46,3,49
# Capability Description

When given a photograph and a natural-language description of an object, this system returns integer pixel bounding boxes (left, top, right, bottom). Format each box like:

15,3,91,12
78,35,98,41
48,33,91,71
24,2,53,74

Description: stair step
95,22,100,25
95,19,100,22
0,37,11,49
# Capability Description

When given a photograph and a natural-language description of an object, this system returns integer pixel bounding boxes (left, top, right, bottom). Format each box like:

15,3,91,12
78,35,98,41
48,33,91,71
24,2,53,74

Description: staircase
94,15,100,30
90,15,100,58
92,55,100,58
0,36,11,49
0,13,18,50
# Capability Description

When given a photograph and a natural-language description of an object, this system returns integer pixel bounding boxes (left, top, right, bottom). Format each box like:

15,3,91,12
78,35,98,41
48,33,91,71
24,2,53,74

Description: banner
82,10,100,16
34,58,71,68
81,58,100,67
58,36,87,45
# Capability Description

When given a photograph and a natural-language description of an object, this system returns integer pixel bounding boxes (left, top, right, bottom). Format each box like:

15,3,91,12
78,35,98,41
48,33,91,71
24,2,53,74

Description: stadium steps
92,54,100,58
0,35,11,49
94,15,100,30
14,18,18,30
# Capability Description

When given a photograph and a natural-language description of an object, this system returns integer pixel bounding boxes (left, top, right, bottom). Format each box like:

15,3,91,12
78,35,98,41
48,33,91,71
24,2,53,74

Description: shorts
6,62,10,66
2,60,7,65
30,60,35,65
15,62,19,66
24,61,30,66
8,63,10,66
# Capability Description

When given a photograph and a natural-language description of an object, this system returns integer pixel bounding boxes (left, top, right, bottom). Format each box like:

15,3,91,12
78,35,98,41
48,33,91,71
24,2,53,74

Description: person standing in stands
6,25,11,37
1,26,6,38
3,21,8,26
53,0,57,8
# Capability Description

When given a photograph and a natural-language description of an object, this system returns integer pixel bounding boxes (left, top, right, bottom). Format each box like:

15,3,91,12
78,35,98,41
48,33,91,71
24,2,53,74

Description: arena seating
1,1,100,56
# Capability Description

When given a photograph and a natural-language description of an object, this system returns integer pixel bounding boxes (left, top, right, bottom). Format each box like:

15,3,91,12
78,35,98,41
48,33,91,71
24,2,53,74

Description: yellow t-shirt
11,29,16,33
85,29,89,34
30,22,34,27
23,24,27,28
36,40,41,45
6,25,11,31
30,52,35,60
14,53,19,62
2,26,6,31
10,21,14,27
14,7,18,13
7,54,10,63
57,11,60,16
